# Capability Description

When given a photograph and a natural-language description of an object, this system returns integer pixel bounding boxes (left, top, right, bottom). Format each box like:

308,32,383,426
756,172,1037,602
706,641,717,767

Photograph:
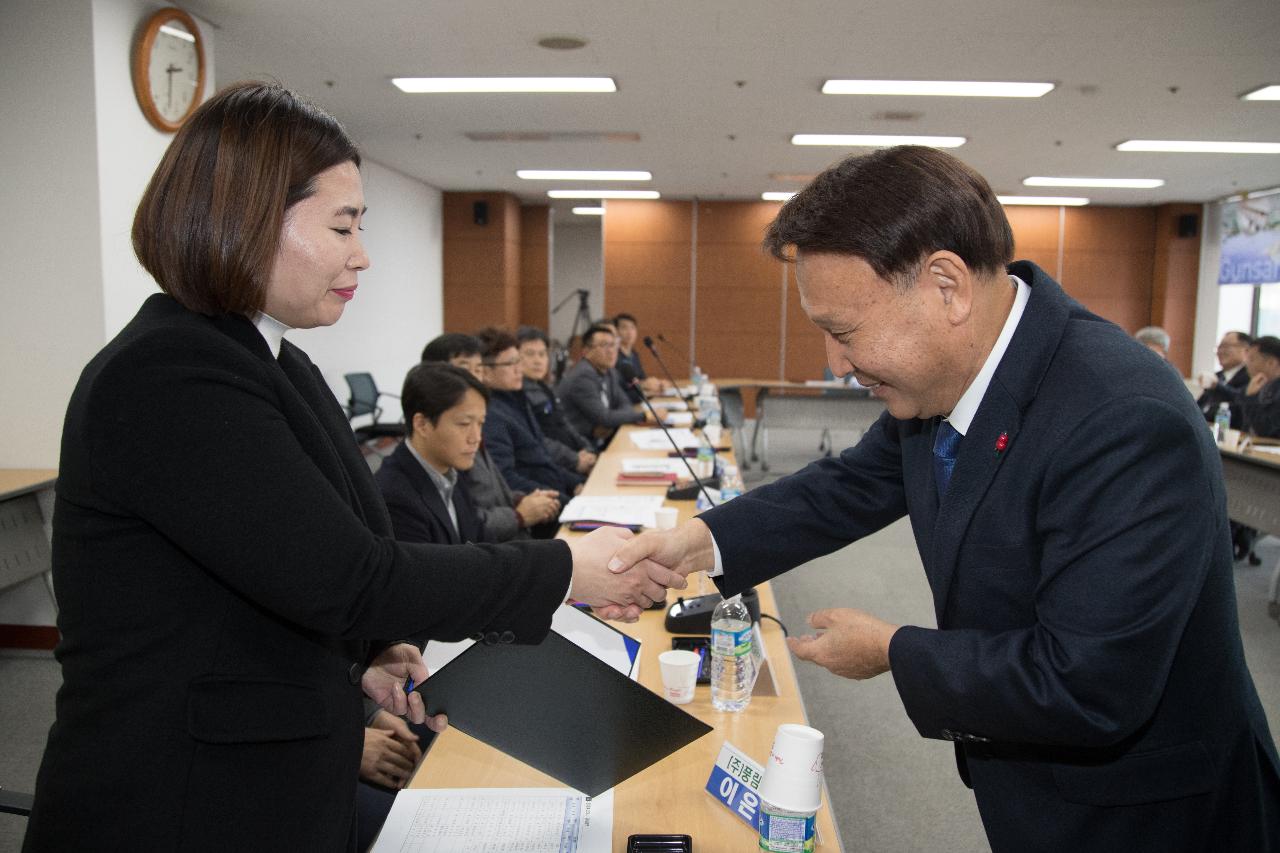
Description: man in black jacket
518,326,598,466
557,323,646,445
376,363,486,545
1196,330,1252,428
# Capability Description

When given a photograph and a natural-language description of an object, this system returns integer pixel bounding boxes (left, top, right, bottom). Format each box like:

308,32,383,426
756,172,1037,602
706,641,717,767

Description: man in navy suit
610,146,1279,851
376,363,487,545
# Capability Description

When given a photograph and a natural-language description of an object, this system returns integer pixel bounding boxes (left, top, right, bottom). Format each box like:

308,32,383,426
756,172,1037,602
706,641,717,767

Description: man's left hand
362,643,430,724
787,608,901,680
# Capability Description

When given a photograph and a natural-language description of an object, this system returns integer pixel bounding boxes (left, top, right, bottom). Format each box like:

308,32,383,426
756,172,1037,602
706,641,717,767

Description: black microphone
617,361,718,509
643,336,694,403
656,334,695,369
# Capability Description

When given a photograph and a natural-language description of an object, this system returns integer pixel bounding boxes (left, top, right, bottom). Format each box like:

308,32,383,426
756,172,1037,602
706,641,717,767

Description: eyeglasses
483,359,523,369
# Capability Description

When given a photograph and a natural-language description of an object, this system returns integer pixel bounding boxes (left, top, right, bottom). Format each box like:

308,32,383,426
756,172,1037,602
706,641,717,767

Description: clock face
147,19,200,124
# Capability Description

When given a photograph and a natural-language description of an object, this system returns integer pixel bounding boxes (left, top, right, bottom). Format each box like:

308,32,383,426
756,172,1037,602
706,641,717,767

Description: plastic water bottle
1214,402,1231,443
710,594,754,712
719,464,744,501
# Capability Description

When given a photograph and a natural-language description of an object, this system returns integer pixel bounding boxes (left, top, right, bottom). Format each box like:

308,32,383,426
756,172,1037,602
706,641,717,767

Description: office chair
343,373,404,443
0,786,34,817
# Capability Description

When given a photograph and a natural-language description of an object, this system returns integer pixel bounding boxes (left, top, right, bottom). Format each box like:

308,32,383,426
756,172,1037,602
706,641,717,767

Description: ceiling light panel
392,77,617,93
997,195,1090,206
547,190,660,199
823,80,1054,98
1023,177,1164,189
1117,140,1280,154
572,207,605,215
1241,85,1280,101
791,134,966,148
517,170,651,181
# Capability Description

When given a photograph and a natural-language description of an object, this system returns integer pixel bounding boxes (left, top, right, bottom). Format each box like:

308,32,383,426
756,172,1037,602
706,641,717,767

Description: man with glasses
477,327,584,504
1196,331,1253,428
557,323,647,445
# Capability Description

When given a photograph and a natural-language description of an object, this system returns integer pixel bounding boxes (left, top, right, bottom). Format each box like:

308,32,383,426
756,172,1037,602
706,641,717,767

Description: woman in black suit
23,82,678,852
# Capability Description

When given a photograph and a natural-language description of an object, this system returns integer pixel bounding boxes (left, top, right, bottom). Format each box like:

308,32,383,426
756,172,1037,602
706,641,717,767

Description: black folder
413,631,712,796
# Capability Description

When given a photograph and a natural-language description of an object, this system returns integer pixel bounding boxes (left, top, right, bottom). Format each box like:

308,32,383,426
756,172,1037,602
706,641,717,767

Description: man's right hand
589,520,716,619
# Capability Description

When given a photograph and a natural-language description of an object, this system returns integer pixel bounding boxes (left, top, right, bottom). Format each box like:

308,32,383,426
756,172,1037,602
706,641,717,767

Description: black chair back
345,372,382,422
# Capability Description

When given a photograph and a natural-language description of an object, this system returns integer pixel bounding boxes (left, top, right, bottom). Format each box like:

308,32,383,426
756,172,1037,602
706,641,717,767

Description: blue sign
705,742,763,829
1219,194,1280,286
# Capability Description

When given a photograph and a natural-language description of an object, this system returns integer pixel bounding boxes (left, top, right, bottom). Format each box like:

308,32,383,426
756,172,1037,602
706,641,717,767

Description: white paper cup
1222,428,1241,452
654,507,679,530
658,649,701,704
759,723,825,813
703,424,723,446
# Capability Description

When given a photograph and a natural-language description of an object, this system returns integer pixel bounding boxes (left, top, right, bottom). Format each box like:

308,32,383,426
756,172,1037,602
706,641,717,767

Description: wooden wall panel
604,201,694,366
1059,207,1156,334
1006,206,1061,277
520,205,550,331
1150,204,1201,375
695,202,785,380
442,192,521,333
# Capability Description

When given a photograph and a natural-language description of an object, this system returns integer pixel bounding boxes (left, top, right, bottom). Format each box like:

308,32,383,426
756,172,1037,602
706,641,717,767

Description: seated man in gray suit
419,338,560,540
557,323,646,446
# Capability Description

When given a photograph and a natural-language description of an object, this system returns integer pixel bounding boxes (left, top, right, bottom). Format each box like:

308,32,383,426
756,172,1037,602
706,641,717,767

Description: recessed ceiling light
517,170,651,181
548,190,660,199
997,195,1090,206
791,134,966,148
1116,139,1280,154
572,206,605,215
1024,176,1165,189
392,77,617,93
762,192,796,202
1241,84,1280,101
822,80,1054,98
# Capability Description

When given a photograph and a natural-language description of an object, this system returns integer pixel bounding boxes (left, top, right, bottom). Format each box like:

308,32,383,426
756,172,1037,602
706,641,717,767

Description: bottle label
758,806,816,852
712,625,752,657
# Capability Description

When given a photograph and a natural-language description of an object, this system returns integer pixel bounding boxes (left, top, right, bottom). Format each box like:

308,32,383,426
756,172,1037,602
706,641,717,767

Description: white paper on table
620,457,687,476
663,411,695,427
678,384,699,398
558,494,666,527
652,397,688,410
629,428,699,450
371,787,613,853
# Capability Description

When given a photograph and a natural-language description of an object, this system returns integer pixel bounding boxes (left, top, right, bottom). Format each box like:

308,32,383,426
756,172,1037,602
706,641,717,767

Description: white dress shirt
252,311,291,358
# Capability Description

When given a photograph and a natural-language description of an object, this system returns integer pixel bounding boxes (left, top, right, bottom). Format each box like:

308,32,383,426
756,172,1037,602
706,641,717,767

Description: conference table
0,469,58,606
408,424,845,851
1219,445,1280,619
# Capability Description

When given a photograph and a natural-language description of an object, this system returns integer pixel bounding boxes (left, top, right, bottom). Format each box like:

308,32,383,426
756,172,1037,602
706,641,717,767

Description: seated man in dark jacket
477,327,585,503
1239,335,1280,438
517,325,597,470
557,323,646,446
375,362,487,544
1196,330,1252,428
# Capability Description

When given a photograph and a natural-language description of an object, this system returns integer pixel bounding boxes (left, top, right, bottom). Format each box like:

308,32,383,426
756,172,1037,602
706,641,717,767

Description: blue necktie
933,420,962,497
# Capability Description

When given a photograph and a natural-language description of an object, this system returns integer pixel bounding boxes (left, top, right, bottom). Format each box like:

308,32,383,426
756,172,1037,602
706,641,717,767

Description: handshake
565,521,716,622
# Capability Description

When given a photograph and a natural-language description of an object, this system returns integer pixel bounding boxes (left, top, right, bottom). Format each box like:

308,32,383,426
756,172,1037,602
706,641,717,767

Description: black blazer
24,295,571,852
484,389,583,502
376,442,481,545
701,262,1279,852
1196,364,1250,429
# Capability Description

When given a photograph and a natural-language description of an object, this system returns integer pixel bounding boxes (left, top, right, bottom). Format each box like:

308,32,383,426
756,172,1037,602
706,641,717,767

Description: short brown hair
132,81,360,316
763,146,1013,287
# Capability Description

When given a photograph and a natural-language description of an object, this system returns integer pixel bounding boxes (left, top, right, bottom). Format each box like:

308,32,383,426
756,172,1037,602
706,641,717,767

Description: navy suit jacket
701,262,1279,852
483,390,583,502
375,442,482,545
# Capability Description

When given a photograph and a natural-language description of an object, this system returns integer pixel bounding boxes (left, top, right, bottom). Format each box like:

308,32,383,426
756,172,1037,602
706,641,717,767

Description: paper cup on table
654,507,679,530
658,649,701,704
703,424,723,446
759,724,825,812
1222,428,1241,452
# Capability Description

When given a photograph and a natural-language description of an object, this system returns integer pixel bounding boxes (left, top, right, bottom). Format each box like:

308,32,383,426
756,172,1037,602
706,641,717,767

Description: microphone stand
621,372,718,509
644,336,694,403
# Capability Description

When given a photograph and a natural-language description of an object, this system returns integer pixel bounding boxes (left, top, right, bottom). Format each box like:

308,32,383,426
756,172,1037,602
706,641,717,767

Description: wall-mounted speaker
473,201,489,226
1176,213,1198,239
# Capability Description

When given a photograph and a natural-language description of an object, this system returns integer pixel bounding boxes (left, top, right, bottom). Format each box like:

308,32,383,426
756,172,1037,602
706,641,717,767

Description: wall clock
131,7,206,133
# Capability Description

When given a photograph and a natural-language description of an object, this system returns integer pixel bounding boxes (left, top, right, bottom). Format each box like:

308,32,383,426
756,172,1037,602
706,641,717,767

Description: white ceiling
188,0,1280,221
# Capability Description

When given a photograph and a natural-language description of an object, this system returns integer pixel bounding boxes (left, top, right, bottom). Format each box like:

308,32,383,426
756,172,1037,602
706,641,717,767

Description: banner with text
1219,193,1280,285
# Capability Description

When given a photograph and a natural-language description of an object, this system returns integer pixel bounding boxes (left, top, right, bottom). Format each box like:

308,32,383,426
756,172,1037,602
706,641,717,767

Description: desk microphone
643,336,695,403
617,361,719,509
